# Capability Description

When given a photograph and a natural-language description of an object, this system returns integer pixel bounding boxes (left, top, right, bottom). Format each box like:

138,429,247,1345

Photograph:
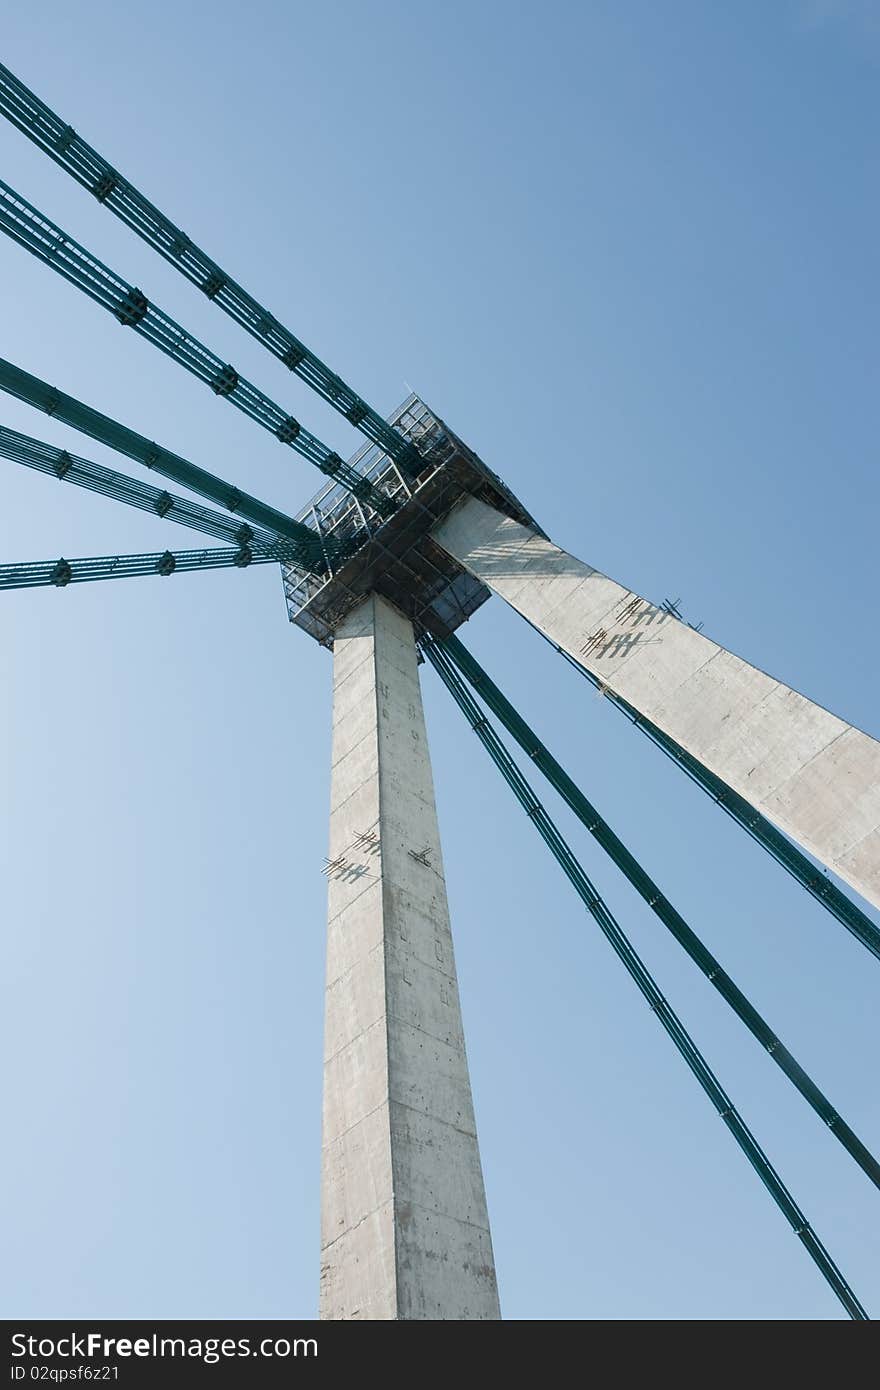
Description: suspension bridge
1,59,877,1320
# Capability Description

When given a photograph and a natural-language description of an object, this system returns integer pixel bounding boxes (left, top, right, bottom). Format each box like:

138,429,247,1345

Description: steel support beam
433,498,880,912
321,593,499,1320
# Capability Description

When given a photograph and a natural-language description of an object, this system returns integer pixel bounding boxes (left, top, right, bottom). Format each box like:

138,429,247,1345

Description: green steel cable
0,422,294,555
0,61,423,479
0,358,351,574
0,541,288,591
526,618,880,962
437,631,880,1191
421,636,868,1321
0,180,396,519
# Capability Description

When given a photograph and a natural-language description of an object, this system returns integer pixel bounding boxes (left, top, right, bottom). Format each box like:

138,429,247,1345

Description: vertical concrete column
320,592,500,1320
433,497,880,911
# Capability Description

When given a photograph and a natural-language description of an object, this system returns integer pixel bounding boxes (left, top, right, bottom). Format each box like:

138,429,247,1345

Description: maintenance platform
281,395,541,646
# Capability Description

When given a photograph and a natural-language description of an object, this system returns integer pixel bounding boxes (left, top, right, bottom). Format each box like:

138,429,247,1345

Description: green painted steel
422,635,869,1321
437,632,880,1191
0,422,300,558
0,540,293,591
0,61,422,480
0,180,396,519
0,358,356,574
530,622,880,961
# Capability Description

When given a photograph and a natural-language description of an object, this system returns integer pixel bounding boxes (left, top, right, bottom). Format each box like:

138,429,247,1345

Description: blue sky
1,2,877,1320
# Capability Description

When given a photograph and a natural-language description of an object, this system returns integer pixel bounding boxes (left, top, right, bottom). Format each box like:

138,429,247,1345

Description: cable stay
528,621,880,962
435,633,880,1191
0,540,295,591
0,180,398,520
0,422,305,559
0,358,355,575
421,636,868,1321
0,61,422,480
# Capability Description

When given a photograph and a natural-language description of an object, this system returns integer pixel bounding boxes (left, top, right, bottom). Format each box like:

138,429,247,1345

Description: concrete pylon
320,592,500,1320
433,497,880,912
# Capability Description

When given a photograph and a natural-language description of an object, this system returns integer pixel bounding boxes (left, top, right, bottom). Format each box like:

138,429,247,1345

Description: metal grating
280,394,536,647
281,396,540,646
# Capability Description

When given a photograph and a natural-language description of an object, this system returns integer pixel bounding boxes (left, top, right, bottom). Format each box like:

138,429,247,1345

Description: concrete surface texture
434,497,880,912
320,592,500,1320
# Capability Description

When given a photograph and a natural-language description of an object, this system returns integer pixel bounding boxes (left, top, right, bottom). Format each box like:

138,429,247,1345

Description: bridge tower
1,59,877,1321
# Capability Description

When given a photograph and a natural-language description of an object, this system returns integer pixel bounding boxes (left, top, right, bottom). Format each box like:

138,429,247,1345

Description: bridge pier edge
320,591,500,1320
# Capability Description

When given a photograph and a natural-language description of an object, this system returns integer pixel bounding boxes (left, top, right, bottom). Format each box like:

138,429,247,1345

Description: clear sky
1,1,877,1321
